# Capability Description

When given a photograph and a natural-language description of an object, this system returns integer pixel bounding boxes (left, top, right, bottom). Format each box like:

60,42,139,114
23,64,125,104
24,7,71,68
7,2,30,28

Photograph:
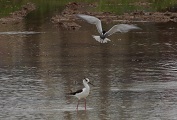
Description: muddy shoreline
1,2,177,28
51,2,177,30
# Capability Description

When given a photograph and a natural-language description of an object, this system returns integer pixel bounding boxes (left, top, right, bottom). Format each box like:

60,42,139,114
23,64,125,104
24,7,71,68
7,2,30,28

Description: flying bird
67,78,94,111
77,14,141,43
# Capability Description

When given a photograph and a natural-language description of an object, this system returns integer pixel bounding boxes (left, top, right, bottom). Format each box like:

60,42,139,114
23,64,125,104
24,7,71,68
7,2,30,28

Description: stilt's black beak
88,82,94,86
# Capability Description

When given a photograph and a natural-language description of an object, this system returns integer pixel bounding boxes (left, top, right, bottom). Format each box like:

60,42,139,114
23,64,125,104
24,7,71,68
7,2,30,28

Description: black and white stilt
68,78,94,111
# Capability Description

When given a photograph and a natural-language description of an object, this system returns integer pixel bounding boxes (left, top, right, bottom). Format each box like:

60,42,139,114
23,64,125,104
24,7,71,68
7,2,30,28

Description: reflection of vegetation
0,1,22,17
0,0,177,18
150,0,177,11
96,0,143,14
95,0,177,14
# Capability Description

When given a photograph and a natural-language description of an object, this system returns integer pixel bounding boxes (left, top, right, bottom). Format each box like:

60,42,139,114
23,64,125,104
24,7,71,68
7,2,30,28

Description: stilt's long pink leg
77,100,80,111
84,99,86,110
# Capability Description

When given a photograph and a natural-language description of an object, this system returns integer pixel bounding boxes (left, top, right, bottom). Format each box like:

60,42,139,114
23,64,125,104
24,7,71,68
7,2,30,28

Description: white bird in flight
77,14,141,43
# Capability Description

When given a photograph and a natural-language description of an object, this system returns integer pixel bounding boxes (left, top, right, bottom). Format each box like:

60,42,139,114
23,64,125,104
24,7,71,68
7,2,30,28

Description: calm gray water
1,9,177,120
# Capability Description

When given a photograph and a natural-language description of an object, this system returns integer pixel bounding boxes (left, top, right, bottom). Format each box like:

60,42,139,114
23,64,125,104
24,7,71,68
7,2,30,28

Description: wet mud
51,2,177,30
1,2,177,29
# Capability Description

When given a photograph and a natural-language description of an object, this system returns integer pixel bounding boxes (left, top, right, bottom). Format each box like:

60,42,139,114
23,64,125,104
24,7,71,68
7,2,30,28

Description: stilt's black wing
68,89,83,95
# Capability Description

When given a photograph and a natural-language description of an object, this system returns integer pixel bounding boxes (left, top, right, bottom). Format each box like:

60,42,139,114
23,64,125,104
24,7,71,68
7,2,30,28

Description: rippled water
1,14,177,120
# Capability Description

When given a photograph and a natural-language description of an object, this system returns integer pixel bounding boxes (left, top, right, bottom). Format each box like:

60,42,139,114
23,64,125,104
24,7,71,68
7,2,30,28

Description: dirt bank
0,2,36,24
51,2,177,30
51,2,116,30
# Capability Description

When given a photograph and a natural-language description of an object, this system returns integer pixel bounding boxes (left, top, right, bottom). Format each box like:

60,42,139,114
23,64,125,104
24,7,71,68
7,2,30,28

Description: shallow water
1,8,177,120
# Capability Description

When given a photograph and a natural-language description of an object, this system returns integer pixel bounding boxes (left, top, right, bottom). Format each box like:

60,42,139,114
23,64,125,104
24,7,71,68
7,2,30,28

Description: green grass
0,0,177,18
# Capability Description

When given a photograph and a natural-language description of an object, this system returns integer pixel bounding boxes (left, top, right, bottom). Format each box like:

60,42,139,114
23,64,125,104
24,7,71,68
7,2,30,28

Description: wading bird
68,78,94,111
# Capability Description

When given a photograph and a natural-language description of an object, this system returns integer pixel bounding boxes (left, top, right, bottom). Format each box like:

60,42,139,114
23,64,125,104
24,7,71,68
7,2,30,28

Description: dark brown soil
51,2,177,30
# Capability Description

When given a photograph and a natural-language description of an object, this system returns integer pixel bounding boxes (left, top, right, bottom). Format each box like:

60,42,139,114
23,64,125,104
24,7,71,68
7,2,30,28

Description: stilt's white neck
83,80,90,90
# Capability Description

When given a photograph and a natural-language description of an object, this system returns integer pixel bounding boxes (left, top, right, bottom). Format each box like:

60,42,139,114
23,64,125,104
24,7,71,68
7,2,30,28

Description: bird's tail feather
92,35,111,43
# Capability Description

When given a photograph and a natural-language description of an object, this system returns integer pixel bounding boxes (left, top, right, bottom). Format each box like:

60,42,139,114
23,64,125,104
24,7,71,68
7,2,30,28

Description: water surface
1,5,177,120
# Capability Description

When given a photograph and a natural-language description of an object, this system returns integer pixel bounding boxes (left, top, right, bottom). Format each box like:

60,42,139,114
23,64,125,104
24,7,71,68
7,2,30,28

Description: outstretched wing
76,14,102,35
105,24,141,37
